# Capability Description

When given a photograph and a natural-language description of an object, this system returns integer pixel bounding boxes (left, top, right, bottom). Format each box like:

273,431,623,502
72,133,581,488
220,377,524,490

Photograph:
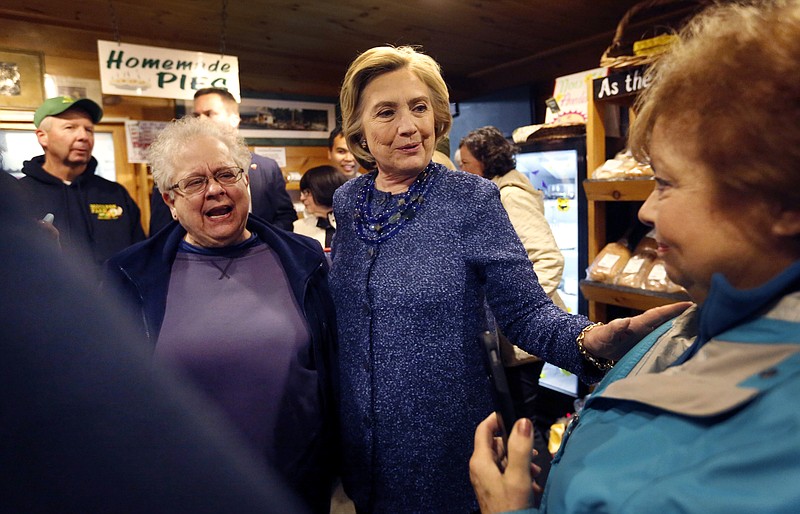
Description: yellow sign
90,203,124,220
633,34,679,57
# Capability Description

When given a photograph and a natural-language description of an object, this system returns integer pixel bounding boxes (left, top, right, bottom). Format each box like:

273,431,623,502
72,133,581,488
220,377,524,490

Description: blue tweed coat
329,164,596,513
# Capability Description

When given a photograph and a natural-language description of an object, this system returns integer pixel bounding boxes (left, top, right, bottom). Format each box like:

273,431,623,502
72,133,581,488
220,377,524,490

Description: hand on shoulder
583,301,693,361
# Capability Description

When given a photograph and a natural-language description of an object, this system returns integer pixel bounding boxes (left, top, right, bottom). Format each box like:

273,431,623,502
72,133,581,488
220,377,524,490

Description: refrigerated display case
515,134,589,399
516,135,588,316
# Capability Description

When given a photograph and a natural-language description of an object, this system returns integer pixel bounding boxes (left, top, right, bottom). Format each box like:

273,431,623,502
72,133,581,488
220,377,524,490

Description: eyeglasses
168,166,244,196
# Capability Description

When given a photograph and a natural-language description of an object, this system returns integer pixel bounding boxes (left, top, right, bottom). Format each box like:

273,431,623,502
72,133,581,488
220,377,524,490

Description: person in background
19,96,145,279
329,45,687,513
2,157,306,514
431,149,456,169
460,126,566,309
293,165,347,250
104,116,338,514
1,144,26,206
2,145,60,245
328,125,361,179
470,1,800,512
149,87,296,234
432,134,457,170
460,125,567,498
454,147,463,169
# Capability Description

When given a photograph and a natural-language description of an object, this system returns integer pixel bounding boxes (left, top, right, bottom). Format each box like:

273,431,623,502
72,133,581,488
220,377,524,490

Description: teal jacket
511,260,800,513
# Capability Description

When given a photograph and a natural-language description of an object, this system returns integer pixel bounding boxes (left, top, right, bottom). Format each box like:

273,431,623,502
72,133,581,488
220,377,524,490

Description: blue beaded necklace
354,162,439,244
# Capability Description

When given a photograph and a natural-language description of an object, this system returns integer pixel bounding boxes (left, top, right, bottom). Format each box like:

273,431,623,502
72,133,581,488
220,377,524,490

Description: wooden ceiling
1,0,693,102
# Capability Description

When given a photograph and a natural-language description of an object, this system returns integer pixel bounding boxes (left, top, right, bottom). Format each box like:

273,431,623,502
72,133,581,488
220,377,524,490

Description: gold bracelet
576,322,615,371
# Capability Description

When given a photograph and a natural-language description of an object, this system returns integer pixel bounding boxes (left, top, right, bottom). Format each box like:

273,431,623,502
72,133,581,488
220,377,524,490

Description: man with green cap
19,96,145,279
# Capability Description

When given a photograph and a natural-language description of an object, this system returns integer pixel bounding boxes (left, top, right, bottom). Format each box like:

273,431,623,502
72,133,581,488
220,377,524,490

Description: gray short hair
37,117,54,132
148,116,251,194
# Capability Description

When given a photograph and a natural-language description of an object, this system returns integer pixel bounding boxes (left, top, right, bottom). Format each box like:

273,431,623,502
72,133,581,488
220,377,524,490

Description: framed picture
44,75,103,106
0,48,45,110
238,97,335,139
0,127,117,182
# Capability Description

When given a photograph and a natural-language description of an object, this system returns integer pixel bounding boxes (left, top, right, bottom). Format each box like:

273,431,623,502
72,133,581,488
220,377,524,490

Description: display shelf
579,280,690,312
583,178,654,201
584,74,659,322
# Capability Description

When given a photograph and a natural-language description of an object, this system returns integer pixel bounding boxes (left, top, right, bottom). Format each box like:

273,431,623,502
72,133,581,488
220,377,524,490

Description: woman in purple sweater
104,116,338,514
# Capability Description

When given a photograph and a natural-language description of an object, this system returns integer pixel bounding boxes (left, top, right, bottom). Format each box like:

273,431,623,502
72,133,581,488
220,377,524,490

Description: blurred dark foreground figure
0,179,307,514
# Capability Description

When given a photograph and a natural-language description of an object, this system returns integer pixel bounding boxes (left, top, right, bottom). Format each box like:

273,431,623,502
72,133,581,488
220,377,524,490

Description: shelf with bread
582,69,690,322
576,0,707,322
579,280,690,311
582,232,689,313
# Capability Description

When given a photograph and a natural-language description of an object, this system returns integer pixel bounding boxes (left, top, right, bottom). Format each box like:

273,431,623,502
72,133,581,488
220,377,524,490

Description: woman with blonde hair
330,45,686,513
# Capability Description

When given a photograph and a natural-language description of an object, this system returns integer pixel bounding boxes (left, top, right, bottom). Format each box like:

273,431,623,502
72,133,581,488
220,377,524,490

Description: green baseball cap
34,96,103,128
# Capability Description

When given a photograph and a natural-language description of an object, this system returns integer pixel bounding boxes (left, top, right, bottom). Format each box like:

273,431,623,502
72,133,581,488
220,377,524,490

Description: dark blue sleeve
460,178,600,384
126,190,146,244
249,154,297,231
148,185,174,237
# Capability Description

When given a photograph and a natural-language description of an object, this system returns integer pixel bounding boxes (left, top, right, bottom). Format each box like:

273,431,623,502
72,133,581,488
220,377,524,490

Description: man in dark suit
149,88,297,234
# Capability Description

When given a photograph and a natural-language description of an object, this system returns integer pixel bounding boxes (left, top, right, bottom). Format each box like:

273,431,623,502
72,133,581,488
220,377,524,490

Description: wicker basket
600,0,710,70
525,123,585,143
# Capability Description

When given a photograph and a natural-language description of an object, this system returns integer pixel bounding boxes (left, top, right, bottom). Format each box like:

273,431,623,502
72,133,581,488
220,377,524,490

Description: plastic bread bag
587,239,631,283
592,149,654,180
625,162,654,178
614,252,654,288
592,157,637,180
614,233,656,288
641,257,676,292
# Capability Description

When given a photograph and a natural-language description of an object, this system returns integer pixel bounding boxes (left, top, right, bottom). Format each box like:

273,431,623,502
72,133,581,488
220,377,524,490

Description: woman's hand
584,301,693,361
470,413,541,514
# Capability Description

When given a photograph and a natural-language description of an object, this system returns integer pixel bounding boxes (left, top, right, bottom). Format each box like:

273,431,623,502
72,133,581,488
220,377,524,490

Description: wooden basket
600,0,710,70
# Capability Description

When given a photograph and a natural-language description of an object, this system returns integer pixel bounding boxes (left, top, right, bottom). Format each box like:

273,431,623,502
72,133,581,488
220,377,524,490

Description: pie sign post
97,40,240,101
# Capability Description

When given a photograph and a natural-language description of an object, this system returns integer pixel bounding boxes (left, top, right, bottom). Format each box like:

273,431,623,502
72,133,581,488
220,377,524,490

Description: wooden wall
0,18,332,234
